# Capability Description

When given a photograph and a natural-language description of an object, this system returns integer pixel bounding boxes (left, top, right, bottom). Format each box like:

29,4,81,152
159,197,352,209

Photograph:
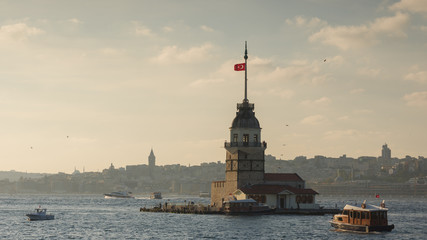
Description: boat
26,207,54,221
104,191,135,199
330,200,394,232
223,198,273,215
150,192,162,199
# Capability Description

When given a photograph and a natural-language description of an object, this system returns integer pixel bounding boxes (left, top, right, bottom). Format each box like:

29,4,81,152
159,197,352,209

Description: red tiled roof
239,185,287,194
264,173,304,182
239,184,318,195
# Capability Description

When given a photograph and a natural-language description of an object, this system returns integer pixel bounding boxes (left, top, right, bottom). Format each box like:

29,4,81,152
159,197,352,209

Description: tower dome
231,101,260,129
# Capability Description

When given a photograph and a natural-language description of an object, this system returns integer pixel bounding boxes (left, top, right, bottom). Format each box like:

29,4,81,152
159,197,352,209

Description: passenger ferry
330,200,394,232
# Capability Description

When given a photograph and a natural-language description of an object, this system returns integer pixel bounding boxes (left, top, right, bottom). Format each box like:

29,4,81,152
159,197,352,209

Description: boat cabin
35,208,47,215
333,201,389,227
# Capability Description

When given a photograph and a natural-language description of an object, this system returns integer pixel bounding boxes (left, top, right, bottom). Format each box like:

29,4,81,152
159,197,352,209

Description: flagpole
244,41,248,102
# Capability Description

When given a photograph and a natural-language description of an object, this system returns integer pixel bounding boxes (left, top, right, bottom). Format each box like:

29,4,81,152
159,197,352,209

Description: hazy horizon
1,0,427,173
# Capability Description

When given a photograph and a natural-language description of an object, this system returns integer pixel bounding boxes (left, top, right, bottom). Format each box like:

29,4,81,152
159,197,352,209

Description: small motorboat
26,207,54,221
150,192,162,199
104,191,135,199
223,198,273,215
330,200,394,232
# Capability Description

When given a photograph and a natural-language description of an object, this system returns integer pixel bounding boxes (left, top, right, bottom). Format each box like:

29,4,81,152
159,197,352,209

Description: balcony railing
224,141,267,148
237,102,254,110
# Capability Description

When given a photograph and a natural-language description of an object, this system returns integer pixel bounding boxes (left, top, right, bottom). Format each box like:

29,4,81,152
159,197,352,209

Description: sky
1,0,427,173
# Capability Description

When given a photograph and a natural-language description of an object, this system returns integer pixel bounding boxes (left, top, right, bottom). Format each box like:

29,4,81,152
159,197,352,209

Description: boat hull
104,195,134,199
26,214,54,221
330,221,394,232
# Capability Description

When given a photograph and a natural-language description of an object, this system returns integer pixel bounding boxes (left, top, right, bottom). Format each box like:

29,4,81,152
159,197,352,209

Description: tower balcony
224,141,267,148
237,102,254,110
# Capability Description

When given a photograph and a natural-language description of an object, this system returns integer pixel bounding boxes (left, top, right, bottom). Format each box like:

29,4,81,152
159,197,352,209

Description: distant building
210,44,318,210
382,143,391,160
148,148,156,168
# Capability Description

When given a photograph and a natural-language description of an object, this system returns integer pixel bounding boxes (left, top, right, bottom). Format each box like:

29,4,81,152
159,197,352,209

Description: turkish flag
234,63,245,71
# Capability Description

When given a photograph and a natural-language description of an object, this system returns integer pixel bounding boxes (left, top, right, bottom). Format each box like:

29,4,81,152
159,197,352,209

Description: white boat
150,192,162,199
26,207,54,221
104,191,135,199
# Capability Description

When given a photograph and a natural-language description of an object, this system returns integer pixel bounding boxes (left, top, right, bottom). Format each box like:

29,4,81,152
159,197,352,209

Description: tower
224,42,267,195
148,148,156,168
382,143,391,161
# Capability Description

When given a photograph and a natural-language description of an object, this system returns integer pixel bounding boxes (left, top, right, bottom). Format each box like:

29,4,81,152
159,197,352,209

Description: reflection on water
0,194,425,239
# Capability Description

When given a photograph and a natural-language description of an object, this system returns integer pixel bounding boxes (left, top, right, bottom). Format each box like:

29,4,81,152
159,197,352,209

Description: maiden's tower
211,43,319,210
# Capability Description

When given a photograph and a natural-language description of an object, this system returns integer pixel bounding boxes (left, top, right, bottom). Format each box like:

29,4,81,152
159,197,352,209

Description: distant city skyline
1,0,427,173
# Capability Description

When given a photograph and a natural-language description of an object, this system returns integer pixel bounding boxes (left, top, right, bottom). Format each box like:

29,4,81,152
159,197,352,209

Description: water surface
0,194,425,239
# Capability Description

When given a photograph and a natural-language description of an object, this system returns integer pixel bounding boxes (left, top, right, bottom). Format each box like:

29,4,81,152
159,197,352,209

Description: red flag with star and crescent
234,63,245,71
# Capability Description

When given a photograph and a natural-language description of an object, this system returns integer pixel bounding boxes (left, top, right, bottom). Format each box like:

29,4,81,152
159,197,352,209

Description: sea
0,194,426,239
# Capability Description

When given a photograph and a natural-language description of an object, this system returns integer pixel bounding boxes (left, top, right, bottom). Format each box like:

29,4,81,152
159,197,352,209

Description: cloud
390,0,427,14
309,12,409,50
264,59,329,85
300,114,327,125
326,55,345,65
403,91,427,106
67,18,83,24
133,22,155,37
404,70,427,83
151,43,213,64
0,23,44,41
285,16,327,29
300,97,331,107
200,25,214,32
162,26,173,33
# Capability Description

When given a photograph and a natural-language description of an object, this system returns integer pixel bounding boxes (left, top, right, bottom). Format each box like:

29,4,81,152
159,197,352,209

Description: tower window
243,134,249,145
254,134,258,143
233,134,238,143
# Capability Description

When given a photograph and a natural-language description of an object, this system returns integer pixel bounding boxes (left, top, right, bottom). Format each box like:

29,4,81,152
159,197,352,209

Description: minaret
224,42,267,195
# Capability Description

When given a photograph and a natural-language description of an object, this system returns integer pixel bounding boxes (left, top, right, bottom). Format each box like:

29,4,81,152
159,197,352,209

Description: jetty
140,202,340,215
140,202,222,215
